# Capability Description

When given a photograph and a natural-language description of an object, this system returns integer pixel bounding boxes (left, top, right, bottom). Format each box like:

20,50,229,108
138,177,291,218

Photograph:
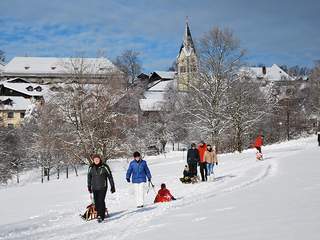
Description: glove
126,178,130,183
88,187,92,193
111,187,115,193
216,162,218,166
171,196,176,201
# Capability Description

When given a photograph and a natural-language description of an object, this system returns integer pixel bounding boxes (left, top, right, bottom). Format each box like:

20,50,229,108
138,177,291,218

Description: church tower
176,18,198,91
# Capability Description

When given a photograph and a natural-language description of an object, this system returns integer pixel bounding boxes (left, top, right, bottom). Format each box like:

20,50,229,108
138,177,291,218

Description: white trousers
133,182,145,207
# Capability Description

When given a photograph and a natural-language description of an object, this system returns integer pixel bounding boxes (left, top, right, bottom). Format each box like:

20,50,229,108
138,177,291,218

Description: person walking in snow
187,143,200,178
126,151,152,208
204,144,218,181
254,134,264,154
318,132,320,146
198,141,208,181
87,154,115,223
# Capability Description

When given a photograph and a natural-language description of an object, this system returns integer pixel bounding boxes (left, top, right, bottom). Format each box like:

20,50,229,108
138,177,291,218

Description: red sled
154,188,174,203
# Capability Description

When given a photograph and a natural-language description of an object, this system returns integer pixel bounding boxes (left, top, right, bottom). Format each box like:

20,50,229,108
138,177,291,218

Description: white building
1,57,120,84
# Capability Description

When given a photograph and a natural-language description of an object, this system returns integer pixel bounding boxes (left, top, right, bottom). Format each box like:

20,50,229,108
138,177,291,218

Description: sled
80,203,109,221
256,152,264,161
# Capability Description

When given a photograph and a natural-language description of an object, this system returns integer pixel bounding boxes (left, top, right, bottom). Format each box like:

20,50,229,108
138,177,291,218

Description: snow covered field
1,137,319,240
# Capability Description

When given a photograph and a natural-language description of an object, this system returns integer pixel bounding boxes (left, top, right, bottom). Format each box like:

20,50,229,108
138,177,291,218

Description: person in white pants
134,182,145,207
126,151,152,208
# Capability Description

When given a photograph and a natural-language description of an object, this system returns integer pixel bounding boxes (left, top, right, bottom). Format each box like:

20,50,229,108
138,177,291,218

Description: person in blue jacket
126,151,152,208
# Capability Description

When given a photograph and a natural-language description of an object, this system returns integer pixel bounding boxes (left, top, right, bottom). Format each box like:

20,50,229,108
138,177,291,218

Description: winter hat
191,143,196,148
133,151,141,158
161,183,166,189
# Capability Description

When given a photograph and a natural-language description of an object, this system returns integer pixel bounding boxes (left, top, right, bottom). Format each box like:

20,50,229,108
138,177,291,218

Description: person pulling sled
87,154,115,223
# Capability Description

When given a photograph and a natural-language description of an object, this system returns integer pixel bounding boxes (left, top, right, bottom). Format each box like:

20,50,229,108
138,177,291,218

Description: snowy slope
0,137,319,240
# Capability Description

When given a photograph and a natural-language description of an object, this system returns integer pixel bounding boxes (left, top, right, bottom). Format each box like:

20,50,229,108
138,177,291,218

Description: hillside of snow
1,137,319,240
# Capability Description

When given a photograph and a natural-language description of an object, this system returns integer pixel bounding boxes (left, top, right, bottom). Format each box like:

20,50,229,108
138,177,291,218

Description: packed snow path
1,137,319,240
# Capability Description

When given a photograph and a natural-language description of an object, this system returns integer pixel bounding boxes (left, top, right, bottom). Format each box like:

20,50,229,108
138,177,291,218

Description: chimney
262,66,266,75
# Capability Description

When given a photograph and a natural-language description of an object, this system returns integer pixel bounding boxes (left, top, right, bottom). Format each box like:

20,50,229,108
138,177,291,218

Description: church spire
176,17,198,91
179,17,195,57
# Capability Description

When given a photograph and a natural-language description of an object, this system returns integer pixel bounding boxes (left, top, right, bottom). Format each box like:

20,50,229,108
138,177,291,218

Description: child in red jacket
154,183,176,203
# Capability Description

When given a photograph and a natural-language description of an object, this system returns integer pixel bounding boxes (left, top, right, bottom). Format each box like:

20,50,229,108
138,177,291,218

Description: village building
0,96,33,128
1,57,123,88
0,78,48,127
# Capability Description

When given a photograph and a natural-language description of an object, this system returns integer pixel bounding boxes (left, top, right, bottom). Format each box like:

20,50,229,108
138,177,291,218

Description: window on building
26,86,34,91
180,66,186,73
7,112,14,118
35,86,42,92
20,112,25,118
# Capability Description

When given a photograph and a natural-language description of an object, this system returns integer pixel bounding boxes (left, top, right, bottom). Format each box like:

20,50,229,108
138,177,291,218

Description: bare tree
0,127,30,183
224,73,267,152
178,27,246,150
114,49,142,88
309,61,320,130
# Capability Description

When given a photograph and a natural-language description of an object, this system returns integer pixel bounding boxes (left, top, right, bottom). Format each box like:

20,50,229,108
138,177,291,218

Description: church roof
178,21,196,58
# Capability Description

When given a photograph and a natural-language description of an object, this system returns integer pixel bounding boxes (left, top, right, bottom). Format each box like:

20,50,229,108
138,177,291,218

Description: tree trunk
41,167,44,183
73,165,78,177
57,167,60,179
47,168,50,181
16,169,19,184
66,166,69,179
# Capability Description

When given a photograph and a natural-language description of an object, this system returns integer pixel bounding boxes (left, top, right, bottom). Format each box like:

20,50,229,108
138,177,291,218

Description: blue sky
0,0,319,71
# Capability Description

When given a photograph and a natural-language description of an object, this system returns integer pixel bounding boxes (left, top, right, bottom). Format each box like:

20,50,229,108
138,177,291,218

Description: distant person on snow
87,154,115,223
198,141,208,181
204,144,218,181
254,134,264,154
187,143,200,178
180,165,192,184
154,183,176,203
318,132,320,146
126,151,152,208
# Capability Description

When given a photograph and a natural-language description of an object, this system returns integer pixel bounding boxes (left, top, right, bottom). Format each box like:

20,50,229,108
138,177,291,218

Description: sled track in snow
0,162,276,240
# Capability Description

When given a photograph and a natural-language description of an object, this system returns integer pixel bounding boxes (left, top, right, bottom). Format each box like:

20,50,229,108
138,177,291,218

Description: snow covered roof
3,57,117,76
0,96,33,111
0,81,48,97
139,98,165,111
241,64,293,81
148,79,174,91
151,71,176,80
140,80,175,111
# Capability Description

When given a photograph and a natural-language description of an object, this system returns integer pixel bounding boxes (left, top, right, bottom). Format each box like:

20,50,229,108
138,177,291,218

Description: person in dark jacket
126,151,152,208
87,154,115,222
187,143,200,177
318,132,320,146
180,165,192,184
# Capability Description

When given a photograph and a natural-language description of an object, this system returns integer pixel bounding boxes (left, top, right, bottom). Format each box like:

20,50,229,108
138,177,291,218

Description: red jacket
154,188,174,203
255,136,263,147
198,144,207,162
